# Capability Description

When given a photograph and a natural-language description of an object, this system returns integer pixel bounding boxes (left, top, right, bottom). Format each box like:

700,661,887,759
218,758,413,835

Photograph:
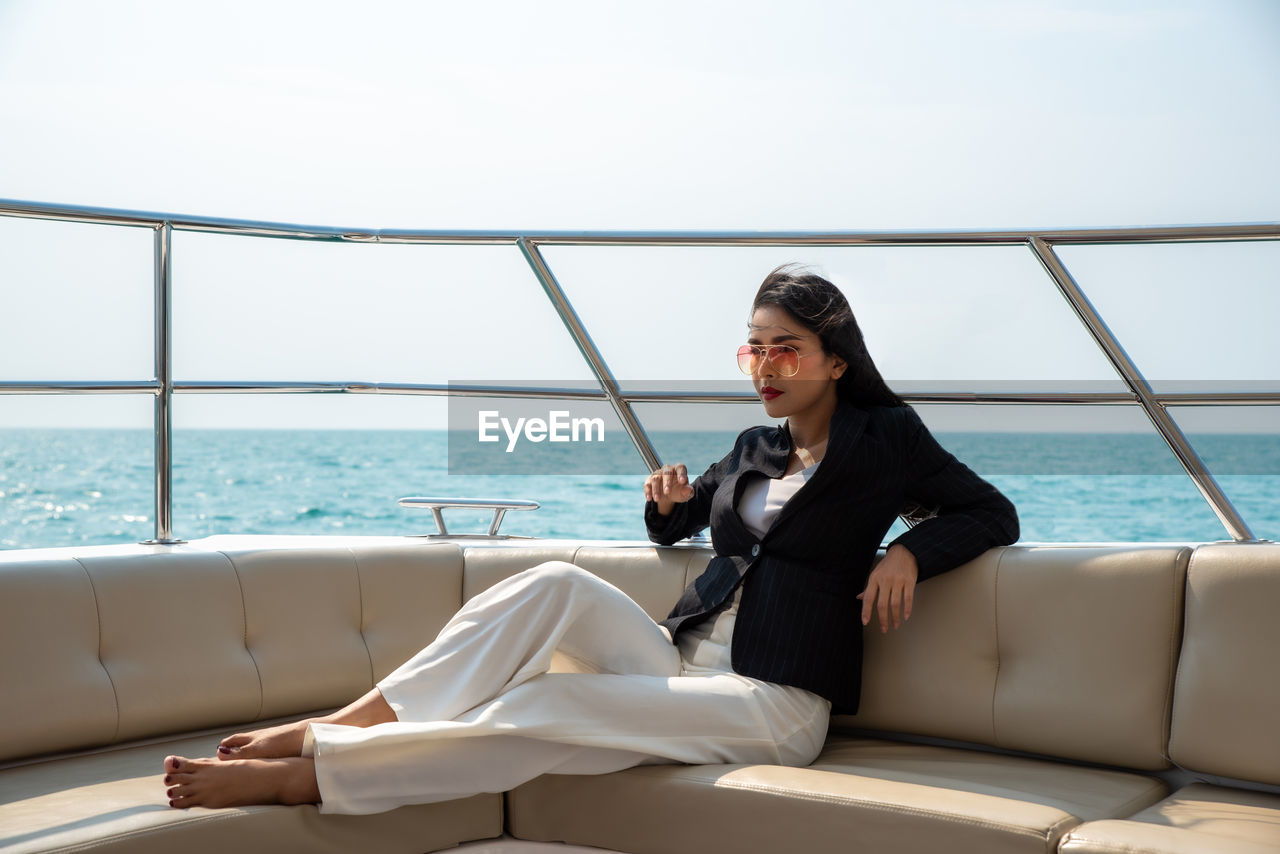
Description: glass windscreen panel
1054,241,1280,392
0,395,154,549
173,234,596,399
542,244,1124,391
172,394,652,542
634,396,781,479
913,403,1229,542
1168,405,1280,541
0,217,153,381
632,399,1230,543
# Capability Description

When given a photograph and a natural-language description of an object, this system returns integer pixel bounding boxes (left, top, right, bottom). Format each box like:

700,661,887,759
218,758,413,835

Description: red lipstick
760,386,782,401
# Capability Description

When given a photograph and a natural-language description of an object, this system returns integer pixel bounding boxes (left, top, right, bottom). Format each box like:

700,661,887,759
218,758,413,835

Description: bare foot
217,720,312,760
163,754,319,809
219,689,397,760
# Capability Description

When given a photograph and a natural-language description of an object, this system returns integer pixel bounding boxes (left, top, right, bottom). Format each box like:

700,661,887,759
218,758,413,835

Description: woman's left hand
857,544,919,633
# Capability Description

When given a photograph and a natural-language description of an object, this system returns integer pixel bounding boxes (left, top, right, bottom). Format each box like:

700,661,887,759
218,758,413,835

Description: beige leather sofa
1,539,1278,854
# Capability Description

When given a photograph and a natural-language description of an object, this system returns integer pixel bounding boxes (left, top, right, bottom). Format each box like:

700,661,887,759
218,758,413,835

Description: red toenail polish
218,745,231,754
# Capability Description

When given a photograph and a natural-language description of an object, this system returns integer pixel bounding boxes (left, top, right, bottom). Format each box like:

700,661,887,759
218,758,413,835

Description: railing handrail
2,196,1275,544
2,197,1279,246
5,382,1280,407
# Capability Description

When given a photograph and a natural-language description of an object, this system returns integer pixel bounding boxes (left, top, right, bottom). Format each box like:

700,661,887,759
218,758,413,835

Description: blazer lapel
709,424,789,553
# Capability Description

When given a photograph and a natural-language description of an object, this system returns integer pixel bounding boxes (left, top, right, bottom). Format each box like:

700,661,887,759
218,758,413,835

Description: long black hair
752,264,906,408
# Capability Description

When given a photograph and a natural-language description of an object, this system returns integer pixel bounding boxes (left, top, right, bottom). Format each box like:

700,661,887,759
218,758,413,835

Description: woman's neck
786,394,838,453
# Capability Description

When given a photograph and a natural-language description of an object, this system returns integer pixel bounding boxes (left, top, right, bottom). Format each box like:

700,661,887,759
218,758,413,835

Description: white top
736,462,819,540
678,463,819,674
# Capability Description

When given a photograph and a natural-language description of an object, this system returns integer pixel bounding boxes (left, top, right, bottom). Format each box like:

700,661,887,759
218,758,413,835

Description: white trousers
303,561,831,815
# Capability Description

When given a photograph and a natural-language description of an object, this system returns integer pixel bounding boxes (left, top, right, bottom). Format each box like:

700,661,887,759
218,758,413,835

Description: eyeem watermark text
478,410,606,452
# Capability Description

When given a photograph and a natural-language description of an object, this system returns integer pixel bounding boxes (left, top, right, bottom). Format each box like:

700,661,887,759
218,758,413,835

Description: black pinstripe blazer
646,400,1018,713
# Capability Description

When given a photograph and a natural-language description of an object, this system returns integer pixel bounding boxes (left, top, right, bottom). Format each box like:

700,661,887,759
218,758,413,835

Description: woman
161,265,1017,813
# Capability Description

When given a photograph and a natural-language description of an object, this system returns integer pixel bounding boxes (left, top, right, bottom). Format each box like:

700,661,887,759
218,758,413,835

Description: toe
165,755,196,773
167,779,199,800
218,734,251,755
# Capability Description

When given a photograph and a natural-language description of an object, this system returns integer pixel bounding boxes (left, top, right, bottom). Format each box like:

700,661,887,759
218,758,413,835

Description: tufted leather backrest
0,540,1218,774
0,543,465,763
838,545,1189,771
1167,543,1280,786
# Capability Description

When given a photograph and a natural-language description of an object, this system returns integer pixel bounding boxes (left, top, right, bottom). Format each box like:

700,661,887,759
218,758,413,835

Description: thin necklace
794,446,817,468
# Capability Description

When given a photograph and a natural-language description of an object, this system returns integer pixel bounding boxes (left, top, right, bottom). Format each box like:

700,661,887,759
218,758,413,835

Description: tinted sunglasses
736,344,819,378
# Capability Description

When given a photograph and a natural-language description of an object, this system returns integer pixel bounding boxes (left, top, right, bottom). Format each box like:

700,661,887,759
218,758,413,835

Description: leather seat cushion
1060,783,1280,854
0,730,501,854
507,735,1169,854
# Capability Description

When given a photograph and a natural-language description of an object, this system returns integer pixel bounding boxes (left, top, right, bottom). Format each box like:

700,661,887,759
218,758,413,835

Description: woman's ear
831,357,847,380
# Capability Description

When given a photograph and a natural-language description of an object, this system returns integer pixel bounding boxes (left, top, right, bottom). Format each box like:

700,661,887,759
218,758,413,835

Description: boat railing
1,197,1277,544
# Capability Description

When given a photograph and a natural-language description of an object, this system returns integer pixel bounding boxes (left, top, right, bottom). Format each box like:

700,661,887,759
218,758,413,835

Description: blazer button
750,544,760,557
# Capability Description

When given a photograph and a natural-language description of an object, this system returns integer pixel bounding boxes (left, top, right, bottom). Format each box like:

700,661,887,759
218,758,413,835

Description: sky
0,0,1277,434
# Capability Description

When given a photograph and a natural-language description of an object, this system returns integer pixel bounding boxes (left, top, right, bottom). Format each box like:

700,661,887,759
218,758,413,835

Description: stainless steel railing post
145,222,183,544
516,238,663,472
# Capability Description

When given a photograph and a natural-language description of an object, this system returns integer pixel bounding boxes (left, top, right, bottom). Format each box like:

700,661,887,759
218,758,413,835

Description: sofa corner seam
72,555,121,745
221,549,265,721
989,546,1005,747
347,545,377,687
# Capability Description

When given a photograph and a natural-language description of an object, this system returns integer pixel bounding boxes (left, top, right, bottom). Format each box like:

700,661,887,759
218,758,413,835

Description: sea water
1,429,1277,550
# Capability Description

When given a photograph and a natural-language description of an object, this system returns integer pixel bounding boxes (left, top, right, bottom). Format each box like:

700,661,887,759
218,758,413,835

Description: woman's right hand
644,464,694,516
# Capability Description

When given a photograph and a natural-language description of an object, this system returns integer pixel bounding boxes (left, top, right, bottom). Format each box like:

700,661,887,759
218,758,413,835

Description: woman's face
746,304,847,421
